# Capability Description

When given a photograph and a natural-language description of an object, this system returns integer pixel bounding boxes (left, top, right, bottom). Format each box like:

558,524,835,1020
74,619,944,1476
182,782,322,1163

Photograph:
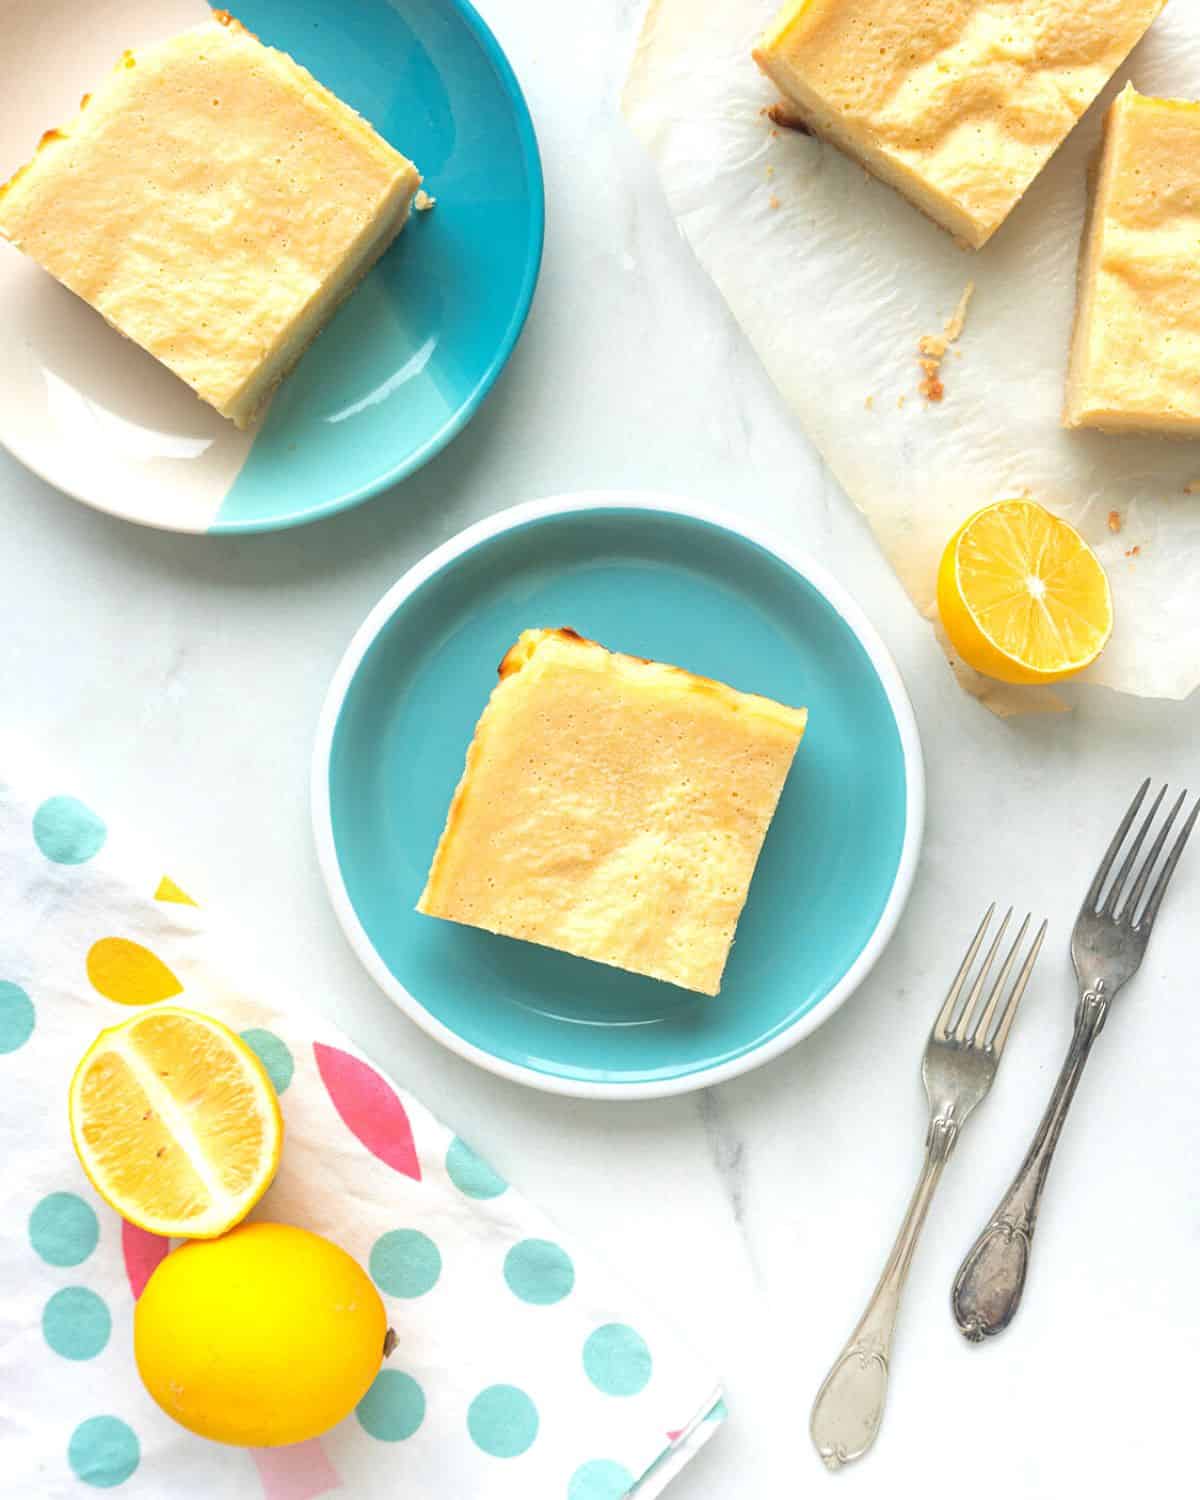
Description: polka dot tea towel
0,764,726,1499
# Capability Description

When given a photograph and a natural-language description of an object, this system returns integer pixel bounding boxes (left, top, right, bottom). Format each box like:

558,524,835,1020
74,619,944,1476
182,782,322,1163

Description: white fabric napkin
0,758,724,1499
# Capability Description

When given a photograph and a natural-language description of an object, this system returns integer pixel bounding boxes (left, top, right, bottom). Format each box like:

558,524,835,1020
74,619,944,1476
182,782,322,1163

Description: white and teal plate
0,0,543,533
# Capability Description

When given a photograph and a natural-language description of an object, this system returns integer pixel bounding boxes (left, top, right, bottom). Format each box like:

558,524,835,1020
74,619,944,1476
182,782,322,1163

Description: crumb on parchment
864,394,875,410
943,283,973,342
768,194,780,209
918,282,975,403
1108,510,1122,533
1126,545,1141,558
765,101,811,134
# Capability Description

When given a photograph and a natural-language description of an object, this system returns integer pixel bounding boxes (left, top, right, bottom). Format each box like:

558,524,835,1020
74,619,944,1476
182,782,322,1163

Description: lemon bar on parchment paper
1066,84,1200,436
753,0,1166,249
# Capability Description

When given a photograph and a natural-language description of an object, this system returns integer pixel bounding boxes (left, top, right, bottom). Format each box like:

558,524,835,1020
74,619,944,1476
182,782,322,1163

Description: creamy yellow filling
1066,85,1200,435
0,14,421,426
754,0,1166,248
418,630,807,996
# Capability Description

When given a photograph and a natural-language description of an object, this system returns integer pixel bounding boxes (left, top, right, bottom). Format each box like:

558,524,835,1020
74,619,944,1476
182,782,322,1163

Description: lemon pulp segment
937,500,1113,684
69,1007,282,1237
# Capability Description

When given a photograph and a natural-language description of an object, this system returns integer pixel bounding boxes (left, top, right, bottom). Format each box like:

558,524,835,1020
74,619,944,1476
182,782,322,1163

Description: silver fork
952,781,1199,1343
810,906,1046,1470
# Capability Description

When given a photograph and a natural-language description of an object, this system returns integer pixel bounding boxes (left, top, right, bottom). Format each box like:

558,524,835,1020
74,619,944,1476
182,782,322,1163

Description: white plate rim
310,489,926,1100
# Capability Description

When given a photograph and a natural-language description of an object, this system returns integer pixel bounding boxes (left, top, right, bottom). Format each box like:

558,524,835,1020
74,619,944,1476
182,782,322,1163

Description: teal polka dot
370,1230,442,1299
29,1193,99,1267
467,1385,539,1458
33,796,107,865
68,1417,139,1488
356,1370,426,1442
446,1137,507,1200
0,982,35,1053
43,1287,111,1361
583,1324,652,1397
504,1239,575,1305
569,1459,636,1500
239,1028,294,1094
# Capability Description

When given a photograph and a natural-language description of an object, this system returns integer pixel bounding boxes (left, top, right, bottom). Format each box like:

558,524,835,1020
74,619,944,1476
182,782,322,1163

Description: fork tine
934,904,994,1038
1102,784,1166,916
970,912,1030,1046
992,920,1048,1057
1122,789,1185,925
1137,796,1200,933
952,908,1011,1042
1084,779,1149,913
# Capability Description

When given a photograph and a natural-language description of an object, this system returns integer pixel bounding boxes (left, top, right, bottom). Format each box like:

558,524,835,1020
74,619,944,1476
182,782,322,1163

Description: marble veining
697,1088,748,1229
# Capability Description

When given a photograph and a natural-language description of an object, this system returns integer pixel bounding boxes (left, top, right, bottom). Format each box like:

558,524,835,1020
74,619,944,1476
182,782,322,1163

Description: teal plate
312,494,924,1098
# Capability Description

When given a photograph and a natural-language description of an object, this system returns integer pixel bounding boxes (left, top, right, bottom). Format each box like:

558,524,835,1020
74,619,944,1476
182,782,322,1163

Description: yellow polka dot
87,939,183,1006
154,876,197,907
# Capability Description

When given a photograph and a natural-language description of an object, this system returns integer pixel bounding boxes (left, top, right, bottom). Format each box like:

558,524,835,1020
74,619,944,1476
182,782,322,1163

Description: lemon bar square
418,630,808,996
1065,85,1200,436
753,0,1165,250
0,12,421,427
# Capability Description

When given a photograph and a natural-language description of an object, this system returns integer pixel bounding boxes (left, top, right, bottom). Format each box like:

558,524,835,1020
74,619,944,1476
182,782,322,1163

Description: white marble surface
3,2,1199,1496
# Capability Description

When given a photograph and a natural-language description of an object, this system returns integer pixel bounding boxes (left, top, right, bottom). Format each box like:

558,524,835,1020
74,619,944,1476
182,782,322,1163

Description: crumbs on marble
414,190,436,212
1107,510,1122,534
918,281,974,404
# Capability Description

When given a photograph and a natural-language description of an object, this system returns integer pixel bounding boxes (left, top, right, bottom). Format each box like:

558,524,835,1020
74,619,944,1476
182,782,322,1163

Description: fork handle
951,985,1110,1342
810,1115,957,1470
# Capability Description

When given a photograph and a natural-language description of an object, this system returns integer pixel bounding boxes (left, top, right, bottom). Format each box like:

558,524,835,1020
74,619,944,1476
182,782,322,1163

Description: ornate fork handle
951,985,1110,1341
811,1116,958,1470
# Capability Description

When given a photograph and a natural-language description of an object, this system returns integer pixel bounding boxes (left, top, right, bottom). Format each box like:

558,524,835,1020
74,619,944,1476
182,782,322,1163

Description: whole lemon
134,1222,389,1446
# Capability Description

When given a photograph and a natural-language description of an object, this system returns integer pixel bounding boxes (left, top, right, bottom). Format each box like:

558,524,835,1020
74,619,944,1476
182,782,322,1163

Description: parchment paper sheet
623,0,1200,709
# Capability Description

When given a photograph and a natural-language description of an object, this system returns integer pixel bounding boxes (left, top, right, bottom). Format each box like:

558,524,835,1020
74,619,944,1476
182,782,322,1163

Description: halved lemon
69,1006,283,1238
937,499,1113,685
